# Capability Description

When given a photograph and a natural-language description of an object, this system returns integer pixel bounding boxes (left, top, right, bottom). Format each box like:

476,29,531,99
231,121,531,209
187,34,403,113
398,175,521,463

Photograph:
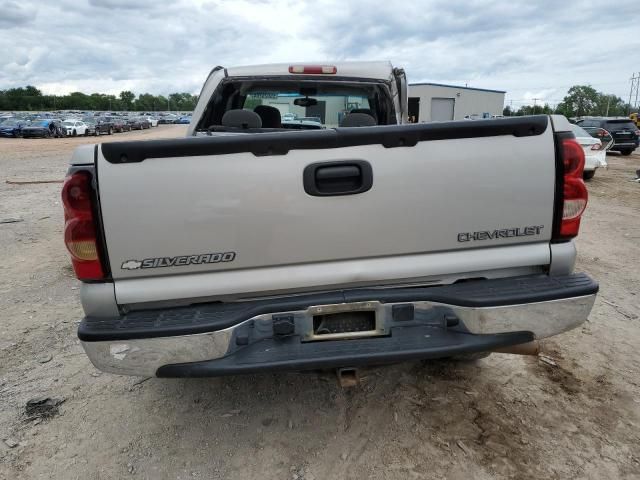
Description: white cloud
0,0,638,106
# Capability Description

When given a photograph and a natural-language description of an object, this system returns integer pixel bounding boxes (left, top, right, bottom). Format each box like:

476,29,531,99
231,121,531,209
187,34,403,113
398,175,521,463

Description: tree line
0,86,198,112
504,85,634,118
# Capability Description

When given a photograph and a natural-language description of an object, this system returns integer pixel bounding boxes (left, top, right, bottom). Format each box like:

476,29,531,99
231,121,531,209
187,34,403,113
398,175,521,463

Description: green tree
556,85,599,117
119,90,136,111
134,93,157,112
0,85,201,112
515,103,553,116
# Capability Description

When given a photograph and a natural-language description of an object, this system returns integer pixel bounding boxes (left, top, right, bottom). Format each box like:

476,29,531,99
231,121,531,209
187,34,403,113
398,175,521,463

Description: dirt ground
0,126,639,480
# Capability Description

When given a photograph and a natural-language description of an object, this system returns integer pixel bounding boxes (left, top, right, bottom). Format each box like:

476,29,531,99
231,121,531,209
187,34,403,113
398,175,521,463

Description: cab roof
225,61,395,82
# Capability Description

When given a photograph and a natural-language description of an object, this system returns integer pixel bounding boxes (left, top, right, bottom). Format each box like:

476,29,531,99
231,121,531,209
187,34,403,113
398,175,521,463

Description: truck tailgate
96,116,555,304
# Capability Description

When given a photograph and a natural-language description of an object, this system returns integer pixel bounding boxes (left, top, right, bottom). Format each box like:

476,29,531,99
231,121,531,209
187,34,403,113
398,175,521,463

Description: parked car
141,116,159,127
67,62,597,378
82,119,99,136
570,124,607,180
95,117,114,135
126,117,148,130
110,117,131,133
0,118,29,137
22,119,66,138
62,120,89,136
576,117,639,155
176,115,191,124
158,114,178,124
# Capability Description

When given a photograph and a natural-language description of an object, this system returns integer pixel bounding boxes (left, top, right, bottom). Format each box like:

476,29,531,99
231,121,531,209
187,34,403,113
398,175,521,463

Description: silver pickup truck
63,62,598,377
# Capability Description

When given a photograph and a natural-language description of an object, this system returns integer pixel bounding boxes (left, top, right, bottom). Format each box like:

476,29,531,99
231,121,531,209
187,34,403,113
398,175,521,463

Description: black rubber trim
101,115,549,163
156,328,533,377
78,272,597,342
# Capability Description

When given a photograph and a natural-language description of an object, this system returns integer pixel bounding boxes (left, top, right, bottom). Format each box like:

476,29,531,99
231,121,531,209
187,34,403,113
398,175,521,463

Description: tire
95,129,100,136
583,170,595,180
620,149,633,156
108,128,113,135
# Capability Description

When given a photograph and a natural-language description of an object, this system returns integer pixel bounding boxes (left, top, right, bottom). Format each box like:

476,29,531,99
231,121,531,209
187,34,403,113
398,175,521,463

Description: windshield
570,124,592,138
63,121,75,126
2,119,22,126
243,90,371,128
31,121,49,127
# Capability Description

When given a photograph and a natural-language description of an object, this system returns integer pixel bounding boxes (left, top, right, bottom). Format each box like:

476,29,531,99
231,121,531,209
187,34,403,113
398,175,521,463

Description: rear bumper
584,152,607,171
79,273,598,377
612,142,637,149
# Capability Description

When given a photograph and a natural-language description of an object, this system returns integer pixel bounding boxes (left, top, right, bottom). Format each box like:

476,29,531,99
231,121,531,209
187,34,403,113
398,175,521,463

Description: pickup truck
64,61,598,377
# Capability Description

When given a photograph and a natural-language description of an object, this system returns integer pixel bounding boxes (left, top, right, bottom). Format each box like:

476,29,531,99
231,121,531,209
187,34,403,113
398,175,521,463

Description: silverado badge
121,252,236,270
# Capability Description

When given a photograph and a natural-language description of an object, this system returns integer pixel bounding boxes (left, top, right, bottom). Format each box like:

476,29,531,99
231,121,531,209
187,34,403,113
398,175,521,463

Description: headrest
221,109,262,129
254,105,282,128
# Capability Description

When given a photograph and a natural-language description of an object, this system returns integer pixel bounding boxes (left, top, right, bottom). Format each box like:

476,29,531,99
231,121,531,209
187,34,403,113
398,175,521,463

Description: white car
570,123,607,180
62,120,88,137
141,116,158,127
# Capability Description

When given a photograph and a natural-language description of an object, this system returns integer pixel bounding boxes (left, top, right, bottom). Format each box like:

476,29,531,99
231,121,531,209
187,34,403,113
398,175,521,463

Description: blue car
176,116,191,124
21,119,66,138
0,118,29,137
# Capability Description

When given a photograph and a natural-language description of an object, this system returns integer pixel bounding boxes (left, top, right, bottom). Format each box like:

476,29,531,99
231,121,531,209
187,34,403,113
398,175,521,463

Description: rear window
604,120,637,130
570,124,592,138
244,90,371,128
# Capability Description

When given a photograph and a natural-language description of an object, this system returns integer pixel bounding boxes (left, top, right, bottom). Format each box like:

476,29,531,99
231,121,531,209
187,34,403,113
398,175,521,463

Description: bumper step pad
156,326,532,377
79,273,598,342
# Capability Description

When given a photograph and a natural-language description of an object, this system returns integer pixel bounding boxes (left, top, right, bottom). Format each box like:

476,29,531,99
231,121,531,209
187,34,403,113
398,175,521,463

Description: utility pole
532,98,540,114
628,73,640,115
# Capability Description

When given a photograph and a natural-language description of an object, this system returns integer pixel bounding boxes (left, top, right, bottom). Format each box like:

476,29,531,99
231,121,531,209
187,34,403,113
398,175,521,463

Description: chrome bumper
81,294,596,377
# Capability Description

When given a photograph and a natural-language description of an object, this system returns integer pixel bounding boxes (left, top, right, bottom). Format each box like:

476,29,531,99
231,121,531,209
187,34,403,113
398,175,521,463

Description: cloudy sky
1,0,639,107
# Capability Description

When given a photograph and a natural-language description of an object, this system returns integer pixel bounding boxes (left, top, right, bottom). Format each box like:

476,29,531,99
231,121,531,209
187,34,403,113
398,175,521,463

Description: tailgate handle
303,160,373,196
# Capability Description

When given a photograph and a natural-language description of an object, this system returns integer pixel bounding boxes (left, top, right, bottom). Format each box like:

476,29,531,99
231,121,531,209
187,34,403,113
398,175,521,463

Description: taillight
288,65,337,74
553,137,588,240
590,143,602,151
62,171,104,280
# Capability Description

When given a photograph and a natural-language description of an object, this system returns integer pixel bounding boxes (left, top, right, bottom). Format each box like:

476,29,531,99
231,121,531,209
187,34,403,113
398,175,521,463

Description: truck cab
188,62,408,135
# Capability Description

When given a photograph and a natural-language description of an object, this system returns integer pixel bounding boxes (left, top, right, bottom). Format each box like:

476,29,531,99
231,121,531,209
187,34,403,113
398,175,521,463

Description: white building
408,83,506,122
